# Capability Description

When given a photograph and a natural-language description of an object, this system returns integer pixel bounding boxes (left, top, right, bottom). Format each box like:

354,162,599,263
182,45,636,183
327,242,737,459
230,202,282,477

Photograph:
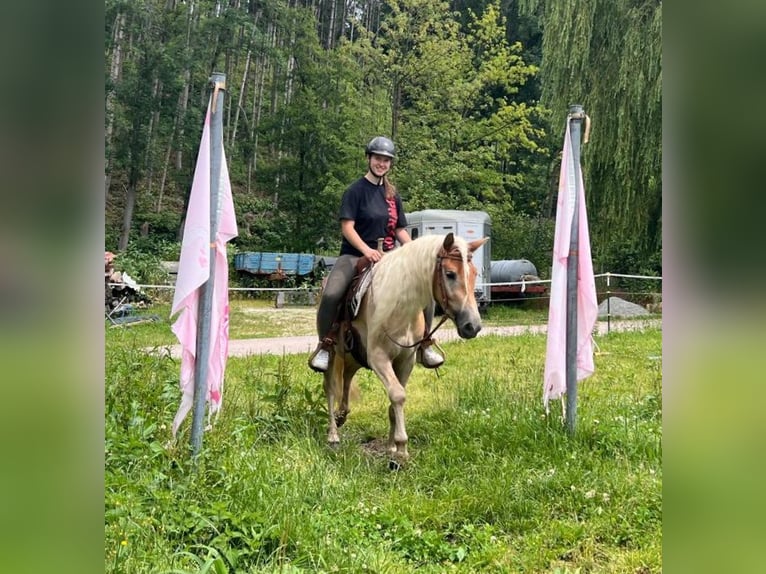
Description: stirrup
308,338,334,373
418,339,445,369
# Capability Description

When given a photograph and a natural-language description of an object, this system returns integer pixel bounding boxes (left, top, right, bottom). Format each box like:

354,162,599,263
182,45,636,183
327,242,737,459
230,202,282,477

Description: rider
308,136,445,372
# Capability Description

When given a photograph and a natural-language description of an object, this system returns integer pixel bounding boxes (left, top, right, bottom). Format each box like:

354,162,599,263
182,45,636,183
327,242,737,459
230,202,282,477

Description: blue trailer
234,252,318,279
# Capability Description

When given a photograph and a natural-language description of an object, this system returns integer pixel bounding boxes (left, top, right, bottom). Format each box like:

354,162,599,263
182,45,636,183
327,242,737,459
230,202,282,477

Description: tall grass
105,312,661,573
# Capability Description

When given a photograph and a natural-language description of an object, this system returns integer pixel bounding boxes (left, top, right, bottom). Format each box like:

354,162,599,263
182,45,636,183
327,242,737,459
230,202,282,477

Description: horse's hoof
388,459,402,471
328,441,340,450
335,411,348,427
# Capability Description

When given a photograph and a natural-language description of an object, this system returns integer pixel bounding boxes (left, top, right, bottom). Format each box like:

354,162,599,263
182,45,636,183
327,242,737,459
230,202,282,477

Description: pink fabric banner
171,104,238,437
543,120,598,411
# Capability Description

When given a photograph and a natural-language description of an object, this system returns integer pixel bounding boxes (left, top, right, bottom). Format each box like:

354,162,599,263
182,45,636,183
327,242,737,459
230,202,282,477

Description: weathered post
191,73,226,456
565,104,585,434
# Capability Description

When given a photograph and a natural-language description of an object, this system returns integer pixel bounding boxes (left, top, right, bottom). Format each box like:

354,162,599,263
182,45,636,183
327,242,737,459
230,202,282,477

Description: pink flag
170,103,238,437
543,119,598,411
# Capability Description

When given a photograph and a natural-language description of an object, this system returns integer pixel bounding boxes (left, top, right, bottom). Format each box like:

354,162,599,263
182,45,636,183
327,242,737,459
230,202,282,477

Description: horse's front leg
388,354,416,460
369,350,409,461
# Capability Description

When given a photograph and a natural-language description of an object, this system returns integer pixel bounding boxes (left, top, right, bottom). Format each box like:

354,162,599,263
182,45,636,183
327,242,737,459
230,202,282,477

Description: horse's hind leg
336,365,356,428
323,353,344,447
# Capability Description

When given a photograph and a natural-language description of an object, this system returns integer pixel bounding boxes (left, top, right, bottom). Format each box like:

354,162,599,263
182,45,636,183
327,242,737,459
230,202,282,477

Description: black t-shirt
338,177,408,256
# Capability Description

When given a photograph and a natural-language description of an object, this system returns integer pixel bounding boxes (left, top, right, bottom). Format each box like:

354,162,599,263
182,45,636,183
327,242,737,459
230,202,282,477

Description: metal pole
606,272,611,334
566,104,585,434
191,73,226,456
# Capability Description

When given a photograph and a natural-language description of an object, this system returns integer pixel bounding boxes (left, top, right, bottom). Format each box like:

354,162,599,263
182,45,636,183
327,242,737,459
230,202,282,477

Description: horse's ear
468,237,489,253
443,233,455,250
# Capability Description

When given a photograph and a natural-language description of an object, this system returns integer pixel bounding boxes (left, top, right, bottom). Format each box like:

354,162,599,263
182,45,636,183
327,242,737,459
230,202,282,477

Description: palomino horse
324,232,488,462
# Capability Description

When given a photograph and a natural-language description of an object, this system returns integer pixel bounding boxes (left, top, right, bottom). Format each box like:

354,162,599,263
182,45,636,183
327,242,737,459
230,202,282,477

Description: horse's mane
367,234,469,333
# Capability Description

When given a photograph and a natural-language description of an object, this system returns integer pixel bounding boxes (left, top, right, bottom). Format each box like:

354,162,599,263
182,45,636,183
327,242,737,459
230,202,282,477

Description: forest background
104,0,661,283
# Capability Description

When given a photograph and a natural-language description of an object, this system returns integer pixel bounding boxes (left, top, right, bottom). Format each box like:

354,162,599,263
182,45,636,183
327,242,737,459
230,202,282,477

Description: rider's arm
394,227,411,245
341,219,380,261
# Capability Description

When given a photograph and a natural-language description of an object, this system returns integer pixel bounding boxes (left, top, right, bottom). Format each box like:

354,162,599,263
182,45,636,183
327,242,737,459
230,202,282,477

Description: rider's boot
418,339,445,369
308,335,336,373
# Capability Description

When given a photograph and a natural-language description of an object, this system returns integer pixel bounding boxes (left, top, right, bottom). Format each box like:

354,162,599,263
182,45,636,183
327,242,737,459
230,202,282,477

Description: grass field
105,301,661,573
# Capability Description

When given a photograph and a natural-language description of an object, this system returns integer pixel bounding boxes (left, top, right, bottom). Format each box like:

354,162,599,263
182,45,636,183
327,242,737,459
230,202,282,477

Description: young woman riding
308,136,445,372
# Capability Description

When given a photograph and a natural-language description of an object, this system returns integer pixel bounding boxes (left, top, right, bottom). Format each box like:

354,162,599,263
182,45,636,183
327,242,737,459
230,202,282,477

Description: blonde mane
366,234,469,336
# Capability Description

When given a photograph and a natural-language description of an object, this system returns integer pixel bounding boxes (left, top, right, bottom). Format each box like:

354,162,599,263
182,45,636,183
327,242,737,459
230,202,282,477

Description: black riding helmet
365,136,396,159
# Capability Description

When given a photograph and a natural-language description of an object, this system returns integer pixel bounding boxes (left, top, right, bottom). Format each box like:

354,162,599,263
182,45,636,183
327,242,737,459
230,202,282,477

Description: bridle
384,244,472,349
433,244,472,323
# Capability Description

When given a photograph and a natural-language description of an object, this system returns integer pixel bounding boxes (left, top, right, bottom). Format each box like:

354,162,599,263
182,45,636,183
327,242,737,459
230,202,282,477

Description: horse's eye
445,271,457,281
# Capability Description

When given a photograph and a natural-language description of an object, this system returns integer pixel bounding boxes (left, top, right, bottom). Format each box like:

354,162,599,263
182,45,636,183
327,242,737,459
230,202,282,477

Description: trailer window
411,228,419,239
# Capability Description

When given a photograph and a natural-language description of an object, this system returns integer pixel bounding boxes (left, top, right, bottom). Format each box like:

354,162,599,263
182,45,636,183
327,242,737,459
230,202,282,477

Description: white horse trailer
405,210,492,306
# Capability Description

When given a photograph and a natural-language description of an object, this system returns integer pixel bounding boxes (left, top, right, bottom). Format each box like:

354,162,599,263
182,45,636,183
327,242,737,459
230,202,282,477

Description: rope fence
107,272,661,333
107,271,662,308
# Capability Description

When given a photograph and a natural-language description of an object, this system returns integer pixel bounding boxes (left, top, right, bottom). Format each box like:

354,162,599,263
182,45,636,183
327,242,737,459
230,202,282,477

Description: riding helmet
365,136,396,158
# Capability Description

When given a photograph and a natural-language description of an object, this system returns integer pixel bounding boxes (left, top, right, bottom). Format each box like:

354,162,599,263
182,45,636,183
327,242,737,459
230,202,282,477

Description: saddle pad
350,265,374,318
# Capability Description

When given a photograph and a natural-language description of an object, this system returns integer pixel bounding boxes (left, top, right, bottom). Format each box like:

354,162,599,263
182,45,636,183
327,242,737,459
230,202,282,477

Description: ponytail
382,175,397,199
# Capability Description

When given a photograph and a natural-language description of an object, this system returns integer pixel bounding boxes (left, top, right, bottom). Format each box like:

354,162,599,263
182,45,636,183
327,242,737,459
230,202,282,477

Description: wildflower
120,540,127,547
585,489,596,499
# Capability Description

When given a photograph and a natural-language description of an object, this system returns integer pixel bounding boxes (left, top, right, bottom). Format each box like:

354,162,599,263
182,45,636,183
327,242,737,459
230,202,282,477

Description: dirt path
163,318,660,359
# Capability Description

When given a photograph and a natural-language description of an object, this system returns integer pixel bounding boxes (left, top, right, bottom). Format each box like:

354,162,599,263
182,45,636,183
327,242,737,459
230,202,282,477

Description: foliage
518,0,662,267
114,245,171,286
596,241,662,305
486,203,555,274
106,312,662,573
380,0,549,218
105,0,661,288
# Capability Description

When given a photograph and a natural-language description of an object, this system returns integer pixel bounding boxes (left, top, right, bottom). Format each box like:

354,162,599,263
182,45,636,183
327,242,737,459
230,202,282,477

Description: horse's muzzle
456,319,481,339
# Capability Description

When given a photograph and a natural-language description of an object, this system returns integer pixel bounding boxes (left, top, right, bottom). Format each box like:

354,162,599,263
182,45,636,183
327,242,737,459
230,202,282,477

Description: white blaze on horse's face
437,235,489,339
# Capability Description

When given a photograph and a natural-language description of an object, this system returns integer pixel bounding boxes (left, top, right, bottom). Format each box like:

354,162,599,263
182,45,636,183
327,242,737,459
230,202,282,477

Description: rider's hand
364,248,382,262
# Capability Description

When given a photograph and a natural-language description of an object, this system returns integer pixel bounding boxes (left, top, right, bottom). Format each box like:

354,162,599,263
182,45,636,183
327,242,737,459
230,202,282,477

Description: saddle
347,257,375,319
320,255,375,369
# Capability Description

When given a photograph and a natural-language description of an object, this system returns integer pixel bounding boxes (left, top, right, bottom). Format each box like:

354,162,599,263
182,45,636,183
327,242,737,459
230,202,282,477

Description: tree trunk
175,0,195,171
231,13,259,148
248,42,268,192
144,76,162,195
273,20,297,206
156,106,179,213
118,178,137,251
326,0,336,50
105,10,126,200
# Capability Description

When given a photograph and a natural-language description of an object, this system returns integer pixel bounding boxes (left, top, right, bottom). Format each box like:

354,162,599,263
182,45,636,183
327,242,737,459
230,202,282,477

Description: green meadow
105,302,661,573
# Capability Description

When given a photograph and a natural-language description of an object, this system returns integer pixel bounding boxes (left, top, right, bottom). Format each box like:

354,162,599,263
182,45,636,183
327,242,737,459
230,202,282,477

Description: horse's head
434,233,489,339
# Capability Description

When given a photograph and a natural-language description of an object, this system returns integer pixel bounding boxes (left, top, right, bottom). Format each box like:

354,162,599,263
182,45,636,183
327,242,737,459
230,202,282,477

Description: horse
323,232,489,463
